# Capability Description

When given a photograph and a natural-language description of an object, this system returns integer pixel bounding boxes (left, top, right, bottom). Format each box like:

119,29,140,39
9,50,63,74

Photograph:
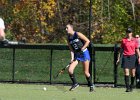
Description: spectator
135,34,140,88
135,35,140,48
0,17,5,41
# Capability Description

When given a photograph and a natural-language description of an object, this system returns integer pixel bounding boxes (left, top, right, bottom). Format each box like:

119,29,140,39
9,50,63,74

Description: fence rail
0,43,121,87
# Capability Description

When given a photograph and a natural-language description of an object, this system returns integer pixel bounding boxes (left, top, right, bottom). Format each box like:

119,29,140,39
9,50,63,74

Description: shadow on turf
55,85,67,92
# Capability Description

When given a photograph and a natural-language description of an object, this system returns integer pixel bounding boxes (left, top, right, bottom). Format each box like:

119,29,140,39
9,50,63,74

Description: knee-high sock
69,74,77,85
131,77,135,86
125,75,129,89
86,76,93,86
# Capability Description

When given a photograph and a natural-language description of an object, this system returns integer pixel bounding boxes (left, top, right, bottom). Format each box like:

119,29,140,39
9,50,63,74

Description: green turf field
0,83,140,100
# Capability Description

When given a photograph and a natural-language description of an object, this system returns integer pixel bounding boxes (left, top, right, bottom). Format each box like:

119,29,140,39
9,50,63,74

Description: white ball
43,87,47,91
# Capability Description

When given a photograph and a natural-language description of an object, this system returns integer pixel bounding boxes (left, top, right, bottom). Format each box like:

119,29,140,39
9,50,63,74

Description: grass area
95,51,114,82
0,83,140,100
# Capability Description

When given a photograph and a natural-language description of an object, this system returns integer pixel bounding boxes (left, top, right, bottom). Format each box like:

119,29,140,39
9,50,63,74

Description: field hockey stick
1,39,26,46
53,63,71,79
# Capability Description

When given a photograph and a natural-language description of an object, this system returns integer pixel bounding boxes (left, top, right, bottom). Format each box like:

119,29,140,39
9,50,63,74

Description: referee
117,28,140,92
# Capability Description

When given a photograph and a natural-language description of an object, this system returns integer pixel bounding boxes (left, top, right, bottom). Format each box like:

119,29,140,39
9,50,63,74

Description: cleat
129,85,133,92
69,83,79,91
89,86,95,92
125,88,131,92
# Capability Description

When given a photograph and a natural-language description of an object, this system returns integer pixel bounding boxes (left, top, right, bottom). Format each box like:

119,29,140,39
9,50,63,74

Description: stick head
53,64,70,79
53,70,64,79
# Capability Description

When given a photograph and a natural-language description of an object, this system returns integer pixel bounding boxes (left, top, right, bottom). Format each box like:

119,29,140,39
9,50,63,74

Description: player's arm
77,32,90,51
116,48,123,65
0,28,5,41
116,40,124,65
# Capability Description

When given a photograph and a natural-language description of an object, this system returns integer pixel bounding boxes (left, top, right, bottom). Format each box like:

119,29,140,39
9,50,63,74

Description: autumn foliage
0,0,140,44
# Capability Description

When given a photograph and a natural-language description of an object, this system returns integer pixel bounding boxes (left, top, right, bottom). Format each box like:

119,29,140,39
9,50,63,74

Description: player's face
126,32,133,37
66,25,73,34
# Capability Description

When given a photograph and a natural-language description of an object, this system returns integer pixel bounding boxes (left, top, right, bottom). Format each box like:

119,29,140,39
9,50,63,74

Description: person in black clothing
135,35,140,88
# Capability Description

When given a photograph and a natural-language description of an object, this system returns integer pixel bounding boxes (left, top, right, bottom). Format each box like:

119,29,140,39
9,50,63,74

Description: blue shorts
74,48,90,62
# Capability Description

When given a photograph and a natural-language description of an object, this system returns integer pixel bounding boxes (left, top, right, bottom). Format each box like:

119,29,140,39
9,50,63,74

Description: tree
1,0,140,44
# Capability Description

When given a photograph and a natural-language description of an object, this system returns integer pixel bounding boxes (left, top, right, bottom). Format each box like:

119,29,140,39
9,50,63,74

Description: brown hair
66,20,77,30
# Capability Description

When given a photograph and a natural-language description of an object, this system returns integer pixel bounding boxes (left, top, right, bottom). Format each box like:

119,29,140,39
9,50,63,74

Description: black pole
93,48,96,84
50,49,53,84
114,44,118,87
12,47,15,83
89,0,92,40
89,0,93,82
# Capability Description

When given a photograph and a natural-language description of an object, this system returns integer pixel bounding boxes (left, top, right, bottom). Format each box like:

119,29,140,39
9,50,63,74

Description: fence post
50,49,53,84
12,47,15,83
93,45,96,84
89,0,93,84
114,44,118,87
89,44,93,84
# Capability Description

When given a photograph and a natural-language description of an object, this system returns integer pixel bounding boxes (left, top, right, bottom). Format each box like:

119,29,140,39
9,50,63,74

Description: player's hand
70,59,74,64
116,59,120,66
81,48,84,51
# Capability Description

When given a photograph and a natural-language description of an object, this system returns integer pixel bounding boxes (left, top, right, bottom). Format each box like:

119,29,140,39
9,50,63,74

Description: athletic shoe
69,83,79,91
89,85,95,92
129,85,134,92
136,81,140,88
125,88,131,92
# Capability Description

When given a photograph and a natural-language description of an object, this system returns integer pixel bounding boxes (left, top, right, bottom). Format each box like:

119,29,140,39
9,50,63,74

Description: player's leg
82,60,90,85
129,55,137,91
82,60,94,92
68,60,79,91
130,68,136,91
124,68,130,92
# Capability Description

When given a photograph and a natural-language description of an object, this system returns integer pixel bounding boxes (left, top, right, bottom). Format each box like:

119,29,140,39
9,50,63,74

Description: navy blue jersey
68,32,84,52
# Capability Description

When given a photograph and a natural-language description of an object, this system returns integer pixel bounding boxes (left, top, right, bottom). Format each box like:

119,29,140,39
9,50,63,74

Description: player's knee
84,71,90,76
68,67,74,74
